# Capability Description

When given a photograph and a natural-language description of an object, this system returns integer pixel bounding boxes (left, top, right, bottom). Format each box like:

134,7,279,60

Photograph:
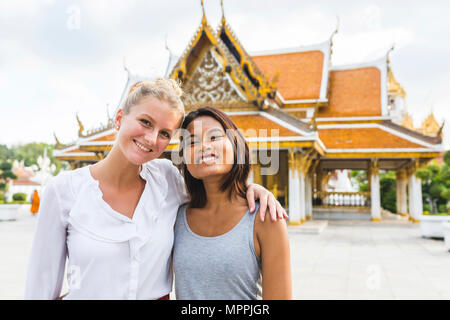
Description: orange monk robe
30,191,40,214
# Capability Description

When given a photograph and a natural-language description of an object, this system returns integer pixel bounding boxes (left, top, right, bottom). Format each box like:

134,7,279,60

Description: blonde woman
25,79,287,300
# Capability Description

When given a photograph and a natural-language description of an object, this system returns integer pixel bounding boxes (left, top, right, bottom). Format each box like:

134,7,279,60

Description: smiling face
115,95,183,165
183,116,235,181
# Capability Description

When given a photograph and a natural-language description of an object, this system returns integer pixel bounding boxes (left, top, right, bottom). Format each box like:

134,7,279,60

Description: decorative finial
76,112,85,137
331,15,340,42
221,0,226,25
123,56,131,79
201,0,206,25
164,34,175,78
271,69,280,88
106,103,112,123
387,43,395,64
437,120,445,138
53,132,62,148
165,34,173,58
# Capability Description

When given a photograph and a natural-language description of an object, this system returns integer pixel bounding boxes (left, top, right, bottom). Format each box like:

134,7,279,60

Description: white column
299,171,306,223
288,166,300,225
370,169,381,221
408,174,422,223
408,174,415,220
396,170,408,216
305,174,313,220
416,176,423,220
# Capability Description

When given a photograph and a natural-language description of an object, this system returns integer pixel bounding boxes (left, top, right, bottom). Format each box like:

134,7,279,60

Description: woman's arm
255,213,292,300
246,184,288,222
24,180,67,300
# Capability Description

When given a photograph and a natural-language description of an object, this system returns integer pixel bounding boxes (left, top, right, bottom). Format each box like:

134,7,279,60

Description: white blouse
25,159,188,300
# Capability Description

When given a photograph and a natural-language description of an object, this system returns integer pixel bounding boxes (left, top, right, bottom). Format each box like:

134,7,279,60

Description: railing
313,191,370,207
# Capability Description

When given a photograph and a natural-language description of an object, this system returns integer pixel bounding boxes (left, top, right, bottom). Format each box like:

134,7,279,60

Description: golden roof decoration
169,1,218,83
169,1,278,110
217,5,274,99
76,113,85,137
388,67,406,99
401,112,414,130
420,112,441,137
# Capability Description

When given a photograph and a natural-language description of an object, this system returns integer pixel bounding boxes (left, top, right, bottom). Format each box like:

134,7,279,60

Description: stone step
288,220,328,234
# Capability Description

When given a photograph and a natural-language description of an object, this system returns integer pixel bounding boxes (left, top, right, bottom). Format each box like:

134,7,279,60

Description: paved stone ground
1,206,450,300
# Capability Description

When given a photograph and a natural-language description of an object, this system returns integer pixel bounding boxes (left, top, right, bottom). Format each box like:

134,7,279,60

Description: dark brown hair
179,107,250,208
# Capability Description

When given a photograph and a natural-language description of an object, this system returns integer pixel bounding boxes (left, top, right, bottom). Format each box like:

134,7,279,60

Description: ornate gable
168,3,277,111
182,49,247,108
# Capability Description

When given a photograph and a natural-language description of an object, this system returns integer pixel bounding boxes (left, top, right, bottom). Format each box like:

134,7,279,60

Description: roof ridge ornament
53,132,66,149
386,43,395,65
76,112,86,138
164,34,175,77
220,0,226,25
330,16,340,44
201,0,206,25
123,56,130,79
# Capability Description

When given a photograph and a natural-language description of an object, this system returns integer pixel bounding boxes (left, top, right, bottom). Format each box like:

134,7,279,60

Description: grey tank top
173,202,262,300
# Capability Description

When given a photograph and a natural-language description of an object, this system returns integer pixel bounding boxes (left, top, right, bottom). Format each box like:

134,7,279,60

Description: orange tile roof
318,67,382,118
252,51,324,101
318,127,424,149
230,115,302,137
170,114,302,143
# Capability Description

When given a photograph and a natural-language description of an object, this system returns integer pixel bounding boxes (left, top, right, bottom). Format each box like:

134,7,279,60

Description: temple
54,2,444,224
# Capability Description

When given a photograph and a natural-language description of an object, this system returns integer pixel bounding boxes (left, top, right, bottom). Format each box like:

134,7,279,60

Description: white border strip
260,112,315,137
223,110,314,137
250,40,330,57
276,92,329,105
79,141,115,146
77,128,116,144
53,151,96,157
326,148,442,153
316,116,391,122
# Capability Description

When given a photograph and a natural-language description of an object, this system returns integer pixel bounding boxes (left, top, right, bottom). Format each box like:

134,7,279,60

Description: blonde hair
123,78,185,117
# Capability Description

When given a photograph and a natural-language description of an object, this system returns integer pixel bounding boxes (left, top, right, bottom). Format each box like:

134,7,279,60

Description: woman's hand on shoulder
246,183,288,222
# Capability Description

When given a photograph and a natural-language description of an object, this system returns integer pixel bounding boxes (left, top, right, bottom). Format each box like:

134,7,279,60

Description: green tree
380,171,397,213
0,161,17,192
350,170,368,192
0,143,69,176
416,150,450,214
0,162,17,181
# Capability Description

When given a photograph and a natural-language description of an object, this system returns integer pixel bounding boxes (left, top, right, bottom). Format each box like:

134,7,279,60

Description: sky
1,0,449,148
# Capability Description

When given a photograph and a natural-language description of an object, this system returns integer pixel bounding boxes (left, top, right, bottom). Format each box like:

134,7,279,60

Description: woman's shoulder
254,202,288,234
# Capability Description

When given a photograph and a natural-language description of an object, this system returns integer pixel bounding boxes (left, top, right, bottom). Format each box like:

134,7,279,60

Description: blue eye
160,131,170,139
140,119,151,126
